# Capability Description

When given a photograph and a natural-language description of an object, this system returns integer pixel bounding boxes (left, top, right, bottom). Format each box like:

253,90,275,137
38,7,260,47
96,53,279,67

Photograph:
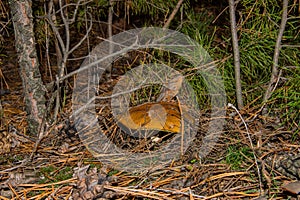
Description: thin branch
45,0,92,78
59,0,69,54
61,38,195,82
107,0,114,77
72,79,148,117
53,75,60,121
163,0,184,29
50,0,90,23
46,0,64,69
263,0,288,103
59,0,69,78
212,6,229,24
281,44,300,48
46,10,66,53
69,11,93,54
44,2,53,82
84,5,91,66
59,36,140,81
69,0,87,23
229,0,244,109
43,0,95,121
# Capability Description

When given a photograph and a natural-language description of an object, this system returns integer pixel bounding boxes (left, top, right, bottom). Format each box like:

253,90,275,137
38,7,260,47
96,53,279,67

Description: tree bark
9,0,46,135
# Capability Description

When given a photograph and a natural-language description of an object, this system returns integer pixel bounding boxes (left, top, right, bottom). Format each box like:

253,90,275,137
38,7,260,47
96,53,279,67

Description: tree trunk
9,0,46,136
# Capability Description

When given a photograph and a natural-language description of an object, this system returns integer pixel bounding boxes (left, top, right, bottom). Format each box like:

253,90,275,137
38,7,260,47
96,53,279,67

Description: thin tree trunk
229,0,244,109
107,0,114,79
263,0,288,103
9,0,46,136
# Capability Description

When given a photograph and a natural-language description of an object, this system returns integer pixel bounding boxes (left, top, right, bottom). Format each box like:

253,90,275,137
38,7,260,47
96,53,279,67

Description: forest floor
1,29,300,200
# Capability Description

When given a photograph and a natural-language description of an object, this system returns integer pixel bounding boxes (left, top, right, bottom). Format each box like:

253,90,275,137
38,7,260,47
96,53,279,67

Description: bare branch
42,0,96,121
46,9,66,53
53,0,92,23
59,36,140,81
69,11,93,54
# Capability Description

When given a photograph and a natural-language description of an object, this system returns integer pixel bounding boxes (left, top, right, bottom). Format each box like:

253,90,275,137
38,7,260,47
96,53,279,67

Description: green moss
39,165,73,183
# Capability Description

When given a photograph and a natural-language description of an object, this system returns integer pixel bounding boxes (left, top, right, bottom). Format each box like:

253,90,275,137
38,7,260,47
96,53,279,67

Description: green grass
225,146,253,170
270,64,300,138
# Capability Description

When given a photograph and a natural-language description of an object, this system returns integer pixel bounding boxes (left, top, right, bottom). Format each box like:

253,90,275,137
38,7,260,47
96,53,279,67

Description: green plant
225,146,253,170
39,165,73,184
271,64,300,138
108,169,119,176
56,166,73,181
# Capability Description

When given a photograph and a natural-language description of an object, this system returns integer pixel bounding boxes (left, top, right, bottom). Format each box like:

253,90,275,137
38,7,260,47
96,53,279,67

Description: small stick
163,0,184,29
